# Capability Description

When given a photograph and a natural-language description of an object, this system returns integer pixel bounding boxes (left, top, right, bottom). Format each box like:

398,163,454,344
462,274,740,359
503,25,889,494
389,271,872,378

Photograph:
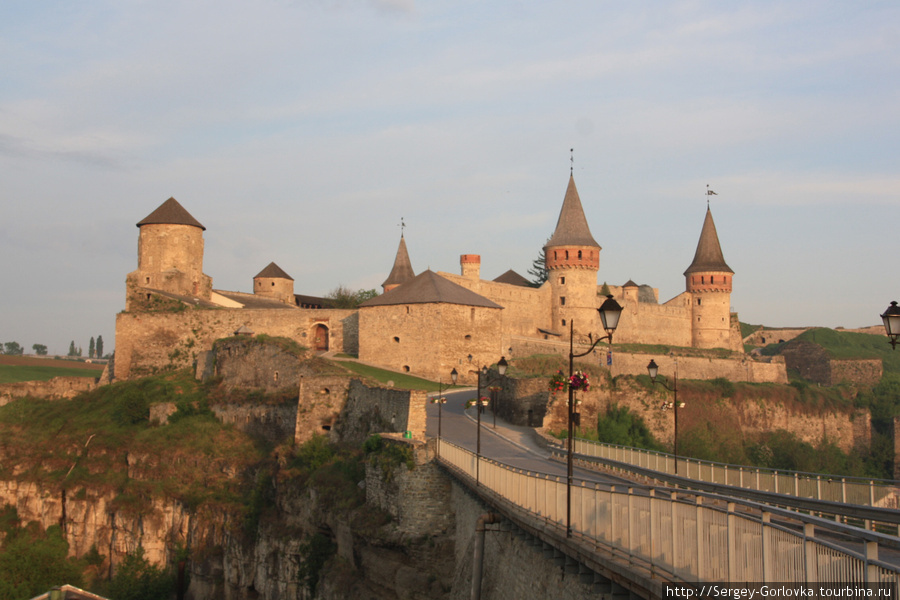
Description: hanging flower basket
569,370,590,392
466,397,490,409
548,370,567,393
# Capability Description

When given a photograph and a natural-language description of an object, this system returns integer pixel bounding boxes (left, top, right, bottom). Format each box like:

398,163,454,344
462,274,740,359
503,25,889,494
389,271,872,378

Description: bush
596,405,663,451
0,522,84,600
107,547,174,600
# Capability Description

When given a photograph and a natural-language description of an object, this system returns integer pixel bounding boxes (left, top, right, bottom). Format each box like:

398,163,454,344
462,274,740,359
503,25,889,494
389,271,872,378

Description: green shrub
107,546,174,600
596,405,663,451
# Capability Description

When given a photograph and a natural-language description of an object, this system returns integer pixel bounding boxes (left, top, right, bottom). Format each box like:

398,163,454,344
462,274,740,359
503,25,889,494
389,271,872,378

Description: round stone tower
684,207,735,350
126,197,212,310
544,174,601,337
253,262,295,305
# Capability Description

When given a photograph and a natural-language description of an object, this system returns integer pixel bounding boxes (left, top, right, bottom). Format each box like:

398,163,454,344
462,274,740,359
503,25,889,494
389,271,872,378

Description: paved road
425,388,633,486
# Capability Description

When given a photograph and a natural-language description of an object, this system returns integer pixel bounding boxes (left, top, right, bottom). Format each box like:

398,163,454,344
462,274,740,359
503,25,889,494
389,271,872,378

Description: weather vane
570,148,574,174
706,184,717,207
399,217,406,236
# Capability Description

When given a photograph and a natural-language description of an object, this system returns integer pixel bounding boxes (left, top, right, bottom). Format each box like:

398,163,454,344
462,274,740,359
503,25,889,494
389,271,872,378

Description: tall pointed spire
382,233,415,292
684,207,732,275
545,174,600,249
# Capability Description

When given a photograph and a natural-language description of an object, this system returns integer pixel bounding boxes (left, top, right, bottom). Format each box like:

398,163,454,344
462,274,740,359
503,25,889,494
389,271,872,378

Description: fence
573,438,900,509
438,438,900,585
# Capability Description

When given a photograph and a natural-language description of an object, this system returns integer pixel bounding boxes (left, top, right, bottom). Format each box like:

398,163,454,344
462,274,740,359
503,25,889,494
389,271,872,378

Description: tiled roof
382,235,415,288
545,175,600,249
136,197,205,230
254,262,293,280
361,270,502,309
684,208,733,275
493,269,532,287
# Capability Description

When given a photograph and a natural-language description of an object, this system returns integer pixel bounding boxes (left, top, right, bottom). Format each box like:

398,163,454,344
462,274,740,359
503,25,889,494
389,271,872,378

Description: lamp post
647,359,682,475
435,372,458,440
565,295,623,537
468,357,508,486
881,301,900,349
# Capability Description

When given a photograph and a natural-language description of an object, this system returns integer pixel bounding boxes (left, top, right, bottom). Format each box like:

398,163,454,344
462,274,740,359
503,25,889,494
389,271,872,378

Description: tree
107,546,174,600
32,344,47,356
68,341,77,357
325,286,379,309
527,240,549,287
89,337,95,359
2,342,23,355
96,335,104,358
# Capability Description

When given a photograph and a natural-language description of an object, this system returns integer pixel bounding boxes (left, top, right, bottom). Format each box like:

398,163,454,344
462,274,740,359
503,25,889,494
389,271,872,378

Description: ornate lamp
881,301,900,350
598,294,624,339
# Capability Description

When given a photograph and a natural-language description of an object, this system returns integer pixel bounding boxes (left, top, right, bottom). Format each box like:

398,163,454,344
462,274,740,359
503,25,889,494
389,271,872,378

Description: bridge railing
438,438,900,585
572,438,900,509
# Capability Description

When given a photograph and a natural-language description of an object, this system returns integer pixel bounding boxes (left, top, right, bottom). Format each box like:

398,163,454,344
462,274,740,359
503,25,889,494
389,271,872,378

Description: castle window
565,250,569,259
560,276,566,285
393,336,400,343
271,282,275,286
697,298,701,305
710,276,714,284
701,276,705,284
560,296,566,306
554,251,558,260
274,371,279,382
465,335,472,341
562,319,566,327
403,365,410,373
578,250,582,259
145,277,150,284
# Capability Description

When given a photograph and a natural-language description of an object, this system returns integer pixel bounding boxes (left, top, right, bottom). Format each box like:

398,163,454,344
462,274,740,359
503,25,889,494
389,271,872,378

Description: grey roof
545,175,600,249
493,269,532,287
254,262,293,280
361,270,502,309
623,279,638,288
382,235,415,288
684,208,733,275
137,197,206,230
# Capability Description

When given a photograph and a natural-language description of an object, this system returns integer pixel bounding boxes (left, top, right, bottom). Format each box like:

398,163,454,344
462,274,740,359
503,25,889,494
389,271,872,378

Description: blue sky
1,1,899,355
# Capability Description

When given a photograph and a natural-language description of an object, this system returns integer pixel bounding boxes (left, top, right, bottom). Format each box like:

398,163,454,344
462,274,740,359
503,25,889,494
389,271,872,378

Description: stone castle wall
337,379,427,444
359,302,503,385
0,376,99,406
114,307,358,380
507,336,787,383
780,341,883,386
438,271,552,338
364,437,454,537
614,292,694,347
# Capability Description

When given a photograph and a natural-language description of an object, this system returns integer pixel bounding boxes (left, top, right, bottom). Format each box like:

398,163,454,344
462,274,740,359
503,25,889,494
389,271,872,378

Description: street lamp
881,302,900,350
647,359,683,474
565,295,623,537
468,357,508,486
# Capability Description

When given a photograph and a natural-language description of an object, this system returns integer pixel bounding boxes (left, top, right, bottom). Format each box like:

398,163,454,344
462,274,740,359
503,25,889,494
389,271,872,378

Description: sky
1,1,899,356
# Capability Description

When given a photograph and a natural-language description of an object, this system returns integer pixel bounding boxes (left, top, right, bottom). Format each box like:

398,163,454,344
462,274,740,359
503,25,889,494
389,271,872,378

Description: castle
115,173,784,385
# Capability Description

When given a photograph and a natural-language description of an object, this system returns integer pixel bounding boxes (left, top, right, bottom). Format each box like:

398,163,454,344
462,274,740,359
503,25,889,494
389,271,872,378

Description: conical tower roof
137,197,206,230
382,235,415,289
545,175,600,249
254,262,293,281
684,208,733,275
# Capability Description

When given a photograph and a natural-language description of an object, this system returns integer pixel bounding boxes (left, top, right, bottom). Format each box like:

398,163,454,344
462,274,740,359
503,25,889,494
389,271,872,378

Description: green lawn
332,361,450,392
0,364,102,384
